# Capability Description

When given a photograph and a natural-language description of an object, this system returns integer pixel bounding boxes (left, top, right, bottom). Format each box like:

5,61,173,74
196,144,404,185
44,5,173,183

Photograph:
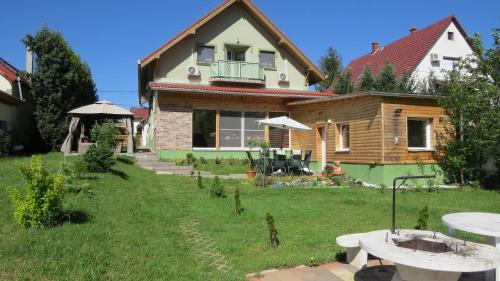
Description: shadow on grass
60,210,90,224
116,156,135,165
335,251,346,262
110,168,129,180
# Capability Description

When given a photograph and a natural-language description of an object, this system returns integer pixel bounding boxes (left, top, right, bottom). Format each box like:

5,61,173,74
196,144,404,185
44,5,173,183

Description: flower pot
246,170,257,179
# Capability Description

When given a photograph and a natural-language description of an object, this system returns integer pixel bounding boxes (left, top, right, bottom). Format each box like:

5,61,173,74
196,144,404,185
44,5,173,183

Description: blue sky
1,0,498,109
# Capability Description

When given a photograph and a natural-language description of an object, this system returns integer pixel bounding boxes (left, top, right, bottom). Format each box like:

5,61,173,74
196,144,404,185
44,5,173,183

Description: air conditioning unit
430,53,441,62
186,65,200,76
278,72,288,82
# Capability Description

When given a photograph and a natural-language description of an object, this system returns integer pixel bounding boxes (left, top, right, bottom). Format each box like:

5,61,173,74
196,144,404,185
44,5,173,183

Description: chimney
410,26,417,34
371,42,379,54
26,47,33,74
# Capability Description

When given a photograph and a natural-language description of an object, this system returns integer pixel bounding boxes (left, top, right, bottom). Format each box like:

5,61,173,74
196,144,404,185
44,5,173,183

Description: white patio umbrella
258,116,312,149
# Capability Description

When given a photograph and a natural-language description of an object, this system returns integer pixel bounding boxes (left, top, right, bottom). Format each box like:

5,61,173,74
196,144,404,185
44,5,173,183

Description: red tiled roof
345,16,468,80
0,57,19,81
149,82,333,98
130,107,149,121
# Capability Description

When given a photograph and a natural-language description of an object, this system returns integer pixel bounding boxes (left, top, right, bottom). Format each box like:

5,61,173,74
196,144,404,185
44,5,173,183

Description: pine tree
358,66,375,91
316,47,343,92
396,71,417,93
23,25,97,150
415,205,429,230
266,212,279,248
197,171,204,189
209,176,225,198
375,62,397,92
333,70,354,95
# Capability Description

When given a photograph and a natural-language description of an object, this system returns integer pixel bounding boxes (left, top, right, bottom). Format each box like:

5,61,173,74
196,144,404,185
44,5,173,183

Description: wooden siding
289,96,383,163
381,97,450,164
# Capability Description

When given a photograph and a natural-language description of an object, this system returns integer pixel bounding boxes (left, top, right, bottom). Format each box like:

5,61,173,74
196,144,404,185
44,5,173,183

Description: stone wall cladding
155,104,193,150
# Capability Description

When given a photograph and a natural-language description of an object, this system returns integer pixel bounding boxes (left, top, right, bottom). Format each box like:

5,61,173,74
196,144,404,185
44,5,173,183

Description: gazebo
61,100,134,155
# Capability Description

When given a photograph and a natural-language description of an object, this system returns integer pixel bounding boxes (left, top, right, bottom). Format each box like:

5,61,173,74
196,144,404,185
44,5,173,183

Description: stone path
134,152,246,179
180,220,232,273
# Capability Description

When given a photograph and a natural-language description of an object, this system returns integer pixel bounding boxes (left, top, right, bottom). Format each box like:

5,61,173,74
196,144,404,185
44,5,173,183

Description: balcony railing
210,60,265,83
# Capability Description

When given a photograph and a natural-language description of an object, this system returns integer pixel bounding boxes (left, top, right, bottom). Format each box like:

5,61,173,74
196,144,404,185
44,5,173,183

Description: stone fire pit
359,229,500,281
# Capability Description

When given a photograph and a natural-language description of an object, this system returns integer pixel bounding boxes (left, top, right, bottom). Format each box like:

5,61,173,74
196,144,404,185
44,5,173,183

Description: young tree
396,71,417,93
358,66,375,91
375,62,397,92
316,47,343,92
333,70,354,95
23,26,97,150
438,32,500,187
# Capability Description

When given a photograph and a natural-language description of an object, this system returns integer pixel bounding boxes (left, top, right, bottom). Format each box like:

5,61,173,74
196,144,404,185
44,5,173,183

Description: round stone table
359,229,500,281
443,212,500,281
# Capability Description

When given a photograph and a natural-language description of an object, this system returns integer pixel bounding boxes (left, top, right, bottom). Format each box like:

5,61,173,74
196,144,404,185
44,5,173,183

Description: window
447,31,454,41
193,110,216,148
442,57,460,71
259,51,275,69
220,111,265,148
269,112,289,148
197,46,214,64
0,120,7,132
227,50,246,62
337,123,350,151
407,118,431,150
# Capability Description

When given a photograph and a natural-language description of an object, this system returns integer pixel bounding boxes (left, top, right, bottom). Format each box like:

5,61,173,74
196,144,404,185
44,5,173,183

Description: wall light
395,108,403,116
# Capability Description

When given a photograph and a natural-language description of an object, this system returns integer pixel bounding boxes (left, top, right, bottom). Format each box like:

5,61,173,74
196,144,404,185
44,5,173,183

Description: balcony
210,60,265,85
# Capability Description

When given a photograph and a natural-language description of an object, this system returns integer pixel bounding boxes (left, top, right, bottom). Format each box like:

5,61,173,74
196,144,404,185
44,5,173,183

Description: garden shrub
8,155,65,227
0,129,12,157
266,212,279,248
209,176,225,198
214,157,222,164
197,171,204,189
186,153,197,164
83,122,117,172
415,205,429,230
235,188,241,214
200,157,208,164
228,158,235,165
255,173,272,187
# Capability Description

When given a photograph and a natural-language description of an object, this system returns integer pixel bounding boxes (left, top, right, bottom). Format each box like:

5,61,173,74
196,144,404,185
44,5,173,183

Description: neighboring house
130,107,149,147
346,16,473,84
0,55,35,149
138,0,330,158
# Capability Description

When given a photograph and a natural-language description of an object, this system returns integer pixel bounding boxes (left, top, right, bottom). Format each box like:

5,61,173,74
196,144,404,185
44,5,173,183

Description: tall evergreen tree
316,47,343,92
375,62,397,92
23,26,97,150
333,70,354,95
396,71,417,93
358,66,375,91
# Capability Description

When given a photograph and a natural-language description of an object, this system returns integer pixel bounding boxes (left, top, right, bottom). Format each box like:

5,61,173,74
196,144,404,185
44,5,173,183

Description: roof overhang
0,90,22,105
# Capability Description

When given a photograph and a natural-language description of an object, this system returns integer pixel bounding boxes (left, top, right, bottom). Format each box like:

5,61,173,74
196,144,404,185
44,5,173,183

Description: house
0,54,35,150
138,0,330,159
130,107,149,147
346,16,473,84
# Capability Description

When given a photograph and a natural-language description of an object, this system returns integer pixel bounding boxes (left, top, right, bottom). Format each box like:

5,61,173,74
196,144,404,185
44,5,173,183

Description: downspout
16,77,24,101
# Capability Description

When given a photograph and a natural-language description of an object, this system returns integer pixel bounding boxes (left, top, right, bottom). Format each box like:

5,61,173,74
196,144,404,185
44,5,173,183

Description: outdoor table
442,212,500,281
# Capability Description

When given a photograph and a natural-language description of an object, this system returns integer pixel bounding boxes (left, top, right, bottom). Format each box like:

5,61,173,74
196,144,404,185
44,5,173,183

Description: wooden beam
265,112,270,142
216,110,220,150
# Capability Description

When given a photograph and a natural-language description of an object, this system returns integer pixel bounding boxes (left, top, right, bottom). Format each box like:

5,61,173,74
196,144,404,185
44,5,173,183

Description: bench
336,233,368,269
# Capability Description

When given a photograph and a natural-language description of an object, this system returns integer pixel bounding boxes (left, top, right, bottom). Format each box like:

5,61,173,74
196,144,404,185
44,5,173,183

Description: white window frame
336,123,350,152
407,118,432,151
219,111,265,150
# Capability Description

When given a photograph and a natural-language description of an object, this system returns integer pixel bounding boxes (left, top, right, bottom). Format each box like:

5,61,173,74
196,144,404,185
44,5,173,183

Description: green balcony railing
211,60,265,82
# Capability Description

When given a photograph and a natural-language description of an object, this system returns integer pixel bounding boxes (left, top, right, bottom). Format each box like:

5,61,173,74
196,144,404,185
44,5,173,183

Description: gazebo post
126,117,134,154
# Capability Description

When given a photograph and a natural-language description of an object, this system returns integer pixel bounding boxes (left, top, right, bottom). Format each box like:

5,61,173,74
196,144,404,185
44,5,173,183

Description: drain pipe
392,175,435,234
16,77,24,101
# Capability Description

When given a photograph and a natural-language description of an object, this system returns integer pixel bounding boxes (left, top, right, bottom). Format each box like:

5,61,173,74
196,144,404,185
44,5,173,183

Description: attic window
197,46,214,64
447,32,454,41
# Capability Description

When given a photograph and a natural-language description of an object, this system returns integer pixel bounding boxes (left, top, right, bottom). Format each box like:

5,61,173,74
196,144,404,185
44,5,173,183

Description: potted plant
246,139,260,178
322,164,334,178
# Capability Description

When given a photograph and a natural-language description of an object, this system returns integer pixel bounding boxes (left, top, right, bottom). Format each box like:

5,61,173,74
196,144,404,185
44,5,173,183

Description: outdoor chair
273,153,288,174
301,150,312,175
288,153,302,175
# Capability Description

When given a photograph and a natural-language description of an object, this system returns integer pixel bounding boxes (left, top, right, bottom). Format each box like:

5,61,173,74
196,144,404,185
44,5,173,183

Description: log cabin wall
289,96,383,163
381,97,450,164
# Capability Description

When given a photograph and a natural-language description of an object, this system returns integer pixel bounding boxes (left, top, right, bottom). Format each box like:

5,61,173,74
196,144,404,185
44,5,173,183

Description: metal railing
211,60,265,81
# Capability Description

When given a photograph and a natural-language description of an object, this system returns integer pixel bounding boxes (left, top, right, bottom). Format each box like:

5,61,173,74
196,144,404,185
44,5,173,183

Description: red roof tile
345,16,468,80
130,107,149,121
149,82,333,98
0,57,19,82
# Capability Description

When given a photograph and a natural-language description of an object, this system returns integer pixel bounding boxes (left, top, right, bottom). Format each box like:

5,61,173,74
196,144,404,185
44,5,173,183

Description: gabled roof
0,57,19,82
345,16,469,80
139,0,323,83
130,107,149,121
149,82,333,98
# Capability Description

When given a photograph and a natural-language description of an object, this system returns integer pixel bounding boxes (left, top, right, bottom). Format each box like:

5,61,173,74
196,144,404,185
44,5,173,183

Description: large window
407,118,431,150
197,46,214,64
269,112,289,148
220,111,265,148
226,49,246,62
259,51,275,69
337,123,350,151
193,110,216,148
442,56,460,71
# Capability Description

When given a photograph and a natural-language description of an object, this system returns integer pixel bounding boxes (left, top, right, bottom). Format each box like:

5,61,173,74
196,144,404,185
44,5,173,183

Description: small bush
0,129,12,157
209,176,225,198
200,157,208,164
255,173,272,186
197,171,204,189
83,122,118,172
266,212,279,248
331,176,345,186
415,205,429,230
8,155,65,227
235,188,241,214
193,163,198,169
186,153,194,164
228,158,235,166
242,158,249,165
214,157,222,165
72,156,88,178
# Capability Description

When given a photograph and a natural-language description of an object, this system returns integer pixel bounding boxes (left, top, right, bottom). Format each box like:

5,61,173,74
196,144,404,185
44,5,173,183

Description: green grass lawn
195,159,248,175
0,153,499,281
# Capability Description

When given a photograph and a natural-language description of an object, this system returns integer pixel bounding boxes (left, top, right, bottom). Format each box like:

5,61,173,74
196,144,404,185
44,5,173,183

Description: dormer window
197,45,214,64
259,51,276,69
447,31,454,41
